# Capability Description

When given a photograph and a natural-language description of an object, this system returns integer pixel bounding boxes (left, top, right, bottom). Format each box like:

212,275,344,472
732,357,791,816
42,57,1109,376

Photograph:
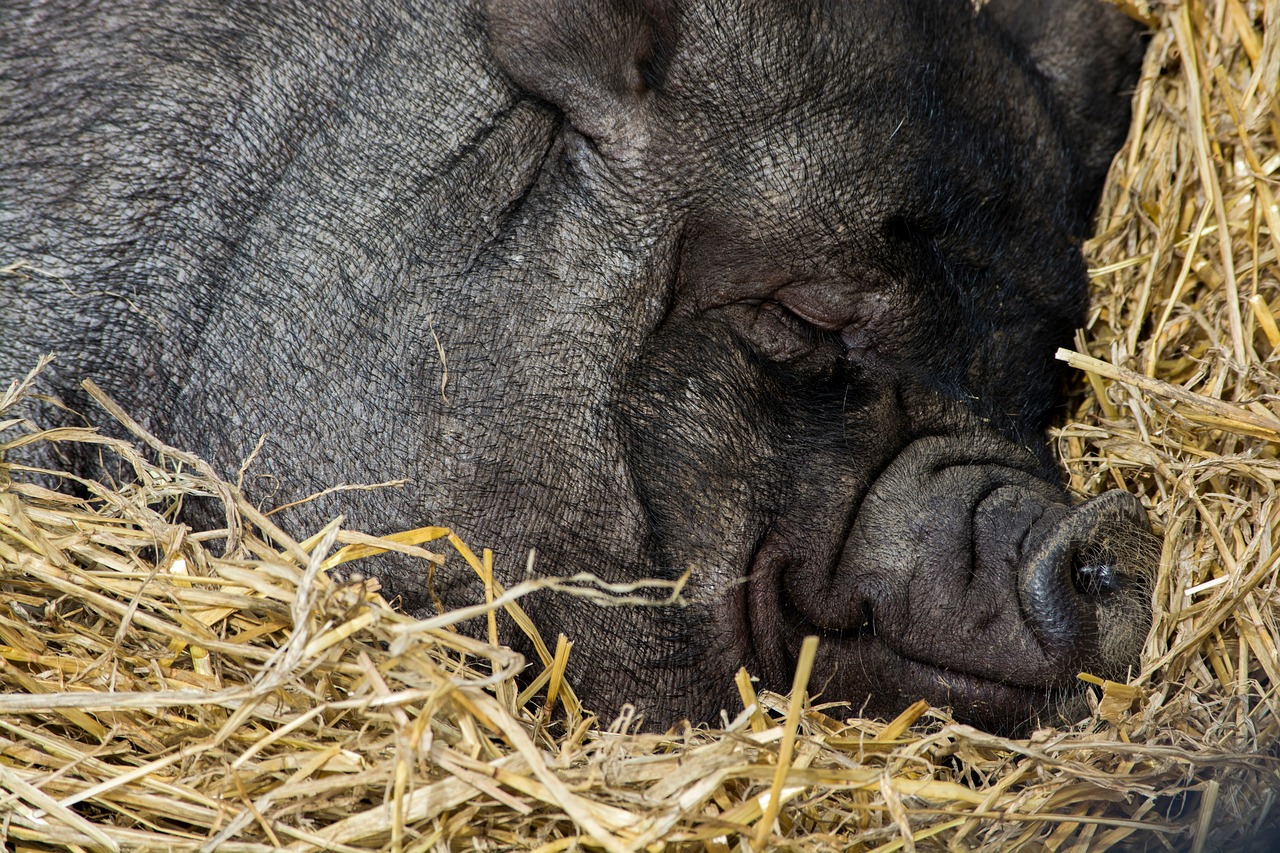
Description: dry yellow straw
752,634,819,851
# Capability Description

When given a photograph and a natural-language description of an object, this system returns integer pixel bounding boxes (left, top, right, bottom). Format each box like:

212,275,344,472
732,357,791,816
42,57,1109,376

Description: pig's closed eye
722,300,846,370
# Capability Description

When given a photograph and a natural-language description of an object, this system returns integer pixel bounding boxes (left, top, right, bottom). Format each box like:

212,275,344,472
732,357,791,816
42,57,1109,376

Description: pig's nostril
1072,561,1120,597
1019,489,1157,660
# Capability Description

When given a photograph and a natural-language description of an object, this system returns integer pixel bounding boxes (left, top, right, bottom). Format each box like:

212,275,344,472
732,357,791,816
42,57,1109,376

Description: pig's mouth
736,437,1157,732
743,539,1059,729
755,577,1072,730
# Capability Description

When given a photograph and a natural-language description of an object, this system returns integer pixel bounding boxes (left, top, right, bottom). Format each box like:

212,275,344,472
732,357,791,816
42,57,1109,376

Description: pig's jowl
0,0,1157,731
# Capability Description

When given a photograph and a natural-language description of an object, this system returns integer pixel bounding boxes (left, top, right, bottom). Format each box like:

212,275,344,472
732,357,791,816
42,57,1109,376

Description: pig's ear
981,0,1146,211
487,0,669,158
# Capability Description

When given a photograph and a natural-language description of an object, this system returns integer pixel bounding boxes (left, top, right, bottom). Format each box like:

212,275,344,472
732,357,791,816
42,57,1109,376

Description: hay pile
2,1,1278,850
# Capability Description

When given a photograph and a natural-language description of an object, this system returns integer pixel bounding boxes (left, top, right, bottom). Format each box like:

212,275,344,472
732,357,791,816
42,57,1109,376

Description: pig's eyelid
770,302,848,362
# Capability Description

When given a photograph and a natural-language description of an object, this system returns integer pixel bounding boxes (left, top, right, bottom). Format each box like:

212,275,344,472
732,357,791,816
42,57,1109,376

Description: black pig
0,0,1156,731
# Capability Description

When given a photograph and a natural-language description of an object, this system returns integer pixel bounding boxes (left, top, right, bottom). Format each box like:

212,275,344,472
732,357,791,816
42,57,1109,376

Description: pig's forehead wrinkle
664,0,971,88
659,0,1041,133
643,4,1065,244
646,132,1060,295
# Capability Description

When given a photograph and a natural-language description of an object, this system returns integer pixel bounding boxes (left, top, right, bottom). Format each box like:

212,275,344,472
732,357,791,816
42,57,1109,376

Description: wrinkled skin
1,0,1157,731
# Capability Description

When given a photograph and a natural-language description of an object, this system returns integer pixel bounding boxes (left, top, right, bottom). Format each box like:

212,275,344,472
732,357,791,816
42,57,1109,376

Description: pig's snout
751,436,1157,730
1016,489,1157,662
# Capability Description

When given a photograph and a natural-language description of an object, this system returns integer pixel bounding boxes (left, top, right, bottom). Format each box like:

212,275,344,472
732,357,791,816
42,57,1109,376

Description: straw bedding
1,1,1278,850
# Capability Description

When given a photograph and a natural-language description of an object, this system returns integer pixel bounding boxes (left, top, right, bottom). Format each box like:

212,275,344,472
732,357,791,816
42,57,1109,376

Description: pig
0,0,1156,732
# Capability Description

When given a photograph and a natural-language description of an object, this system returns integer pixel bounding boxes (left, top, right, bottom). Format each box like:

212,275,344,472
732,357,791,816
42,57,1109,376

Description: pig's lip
772,615,1079,726
780,610,1072,708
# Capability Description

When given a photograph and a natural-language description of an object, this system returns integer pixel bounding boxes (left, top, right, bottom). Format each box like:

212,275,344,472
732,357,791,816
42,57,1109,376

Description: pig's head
473,0,1156,732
